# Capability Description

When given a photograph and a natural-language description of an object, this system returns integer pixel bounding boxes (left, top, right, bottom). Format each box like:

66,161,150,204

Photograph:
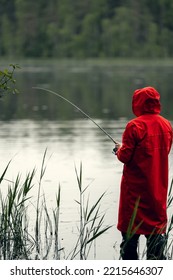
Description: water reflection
1,61,173,120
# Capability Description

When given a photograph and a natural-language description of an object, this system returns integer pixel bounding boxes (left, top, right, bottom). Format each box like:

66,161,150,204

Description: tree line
1,0,173,58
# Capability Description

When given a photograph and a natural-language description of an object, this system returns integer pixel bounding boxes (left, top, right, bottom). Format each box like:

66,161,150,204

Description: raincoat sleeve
116,121,138,164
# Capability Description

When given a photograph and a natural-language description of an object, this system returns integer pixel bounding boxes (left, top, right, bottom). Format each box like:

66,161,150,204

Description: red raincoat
116,87,173,234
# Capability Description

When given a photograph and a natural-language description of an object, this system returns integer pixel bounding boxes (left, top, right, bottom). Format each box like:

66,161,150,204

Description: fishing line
33,87,118,145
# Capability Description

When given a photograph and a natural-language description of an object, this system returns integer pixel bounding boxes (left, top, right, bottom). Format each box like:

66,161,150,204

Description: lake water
0,60,173,259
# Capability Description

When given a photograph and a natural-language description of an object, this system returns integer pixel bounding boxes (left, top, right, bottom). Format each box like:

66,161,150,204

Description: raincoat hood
132,86,161,117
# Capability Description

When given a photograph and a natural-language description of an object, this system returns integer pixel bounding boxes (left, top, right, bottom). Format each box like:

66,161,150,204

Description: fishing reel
112,147,118,155
112,143,120,155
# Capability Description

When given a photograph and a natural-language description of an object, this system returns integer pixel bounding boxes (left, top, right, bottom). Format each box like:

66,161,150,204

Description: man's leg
145,234,166,260
120,232,140,260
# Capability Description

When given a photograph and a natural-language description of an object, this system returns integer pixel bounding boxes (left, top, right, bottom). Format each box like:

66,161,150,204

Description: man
114,86,173,260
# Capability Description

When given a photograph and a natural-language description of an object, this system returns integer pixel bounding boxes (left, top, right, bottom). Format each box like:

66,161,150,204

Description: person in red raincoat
114,86,173,260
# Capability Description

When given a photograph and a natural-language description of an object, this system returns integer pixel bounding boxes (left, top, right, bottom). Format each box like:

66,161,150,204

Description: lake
0,60,173,259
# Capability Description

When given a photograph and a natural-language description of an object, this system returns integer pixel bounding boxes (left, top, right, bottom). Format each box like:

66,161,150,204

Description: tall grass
0,154,111,260
69,162,112,260
164,178,173,259
0,162,35,259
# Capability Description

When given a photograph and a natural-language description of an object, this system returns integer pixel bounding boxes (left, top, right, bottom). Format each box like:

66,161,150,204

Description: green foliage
1,0,173,58
0,64,20,97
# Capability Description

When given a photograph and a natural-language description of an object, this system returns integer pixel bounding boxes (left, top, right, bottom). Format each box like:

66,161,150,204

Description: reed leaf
74,162,82,192
0,160,11,184
167,178,173,208
56,184,61,208
126,196,142,239
86,225,112,244
86,192,106,222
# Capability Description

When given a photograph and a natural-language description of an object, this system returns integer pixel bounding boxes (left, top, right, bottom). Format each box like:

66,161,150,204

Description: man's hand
113,143,121,155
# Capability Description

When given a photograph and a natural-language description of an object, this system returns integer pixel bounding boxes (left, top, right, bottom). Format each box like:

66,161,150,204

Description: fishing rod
33,87,119,145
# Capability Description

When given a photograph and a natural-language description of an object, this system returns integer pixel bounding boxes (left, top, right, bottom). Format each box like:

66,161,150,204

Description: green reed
0,162,35,259
69,162,112,260
0,154,112,260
